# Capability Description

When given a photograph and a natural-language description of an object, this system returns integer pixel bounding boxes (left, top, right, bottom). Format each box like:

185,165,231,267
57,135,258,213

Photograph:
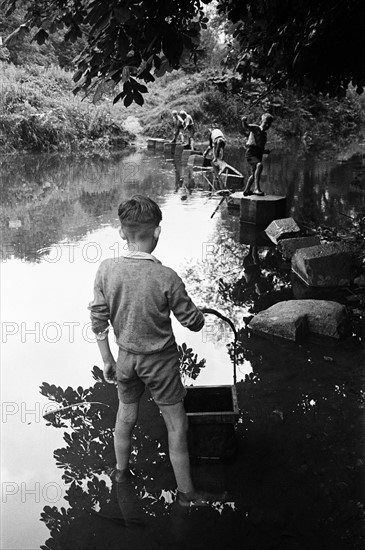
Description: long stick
210,195,226,219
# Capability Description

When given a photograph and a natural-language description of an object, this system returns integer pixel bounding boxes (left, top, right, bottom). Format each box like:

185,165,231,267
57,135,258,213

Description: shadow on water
1,146,365,549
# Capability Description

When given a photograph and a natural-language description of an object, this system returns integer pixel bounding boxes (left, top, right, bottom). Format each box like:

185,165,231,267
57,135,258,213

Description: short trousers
246,146,263,168
116,344,186,406
213,137,226,157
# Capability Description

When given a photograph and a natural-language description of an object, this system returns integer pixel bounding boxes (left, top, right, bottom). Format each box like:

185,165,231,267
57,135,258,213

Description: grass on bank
0,62,133,154
135,69,365,154
0,61,365,156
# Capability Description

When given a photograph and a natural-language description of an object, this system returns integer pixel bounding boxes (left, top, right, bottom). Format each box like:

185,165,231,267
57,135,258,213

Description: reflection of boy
179,110,195,149
171,110,185,143
89,195,209,507
203,128,226,162
241,113,273,196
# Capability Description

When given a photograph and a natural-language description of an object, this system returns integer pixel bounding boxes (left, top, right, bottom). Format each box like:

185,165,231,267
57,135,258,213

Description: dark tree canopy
1,0,210,106
2,0,365,103
218,0,365,97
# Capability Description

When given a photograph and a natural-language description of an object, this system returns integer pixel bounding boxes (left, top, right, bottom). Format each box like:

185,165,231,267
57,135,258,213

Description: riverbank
0,62,133,154
1,62,365,158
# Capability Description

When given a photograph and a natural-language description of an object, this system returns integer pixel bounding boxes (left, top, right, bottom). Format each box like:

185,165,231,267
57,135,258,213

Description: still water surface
1,144,364,549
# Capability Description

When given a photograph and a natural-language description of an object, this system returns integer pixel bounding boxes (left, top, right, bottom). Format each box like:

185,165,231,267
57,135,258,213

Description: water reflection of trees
181,223,292,329
0,152,174,262
39,348,208,550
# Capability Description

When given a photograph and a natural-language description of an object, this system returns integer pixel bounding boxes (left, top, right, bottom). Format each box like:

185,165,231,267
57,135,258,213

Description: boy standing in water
241,113,273,196
89,195,207,508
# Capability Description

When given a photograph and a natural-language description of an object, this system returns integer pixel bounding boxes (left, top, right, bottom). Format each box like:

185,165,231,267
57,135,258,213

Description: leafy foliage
178,342,206,383
1,0,210,106
217,0,365,97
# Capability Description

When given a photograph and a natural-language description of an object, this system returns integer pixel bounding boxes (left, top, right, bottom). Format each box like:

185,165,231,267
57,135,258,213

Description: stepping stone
155,138,167,151
164,142,176,155
292,242,354,287
248,299,349,341
147,137,165,150
239,194,287,226
279,236,321,259
265,217,301,244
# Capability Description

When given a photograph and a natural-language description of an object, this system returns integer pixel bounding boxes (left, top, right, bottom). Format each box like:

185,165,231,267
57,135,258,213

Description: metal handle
202,308,237,384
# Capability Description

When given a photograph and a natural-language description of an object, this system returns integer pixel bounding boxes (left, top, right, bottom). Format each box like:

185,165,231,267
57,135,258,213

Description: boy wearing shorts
203,127,226,162
179,110,195,150
89,195,206,507
241,113,273,196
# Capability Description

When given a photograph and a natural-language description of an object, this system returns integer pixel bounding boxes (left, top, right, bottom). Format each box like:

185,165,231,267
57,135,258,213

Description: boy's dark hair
261,113,274,124
118,195,162,239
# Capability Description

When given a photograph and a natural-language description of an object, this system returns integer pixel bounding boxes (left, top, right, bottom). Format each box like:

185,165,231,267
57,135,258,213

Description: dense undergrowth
0,61,365,156
0,62,132,154
139,70,365,155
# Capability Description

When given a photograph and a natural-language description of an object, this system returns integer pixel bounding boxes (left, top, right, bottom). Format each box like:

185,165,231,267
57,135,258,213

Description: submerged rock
248,299,349,341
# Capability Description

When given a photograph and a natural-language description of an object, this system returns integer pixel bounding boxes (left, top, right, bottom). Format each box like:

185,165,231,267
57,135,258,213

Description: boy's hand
103,361,117,384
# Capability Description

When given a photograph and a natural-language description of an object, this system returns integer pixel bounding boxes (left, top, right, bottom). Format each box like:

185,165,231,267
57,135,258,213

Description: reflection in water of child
220,245,272,310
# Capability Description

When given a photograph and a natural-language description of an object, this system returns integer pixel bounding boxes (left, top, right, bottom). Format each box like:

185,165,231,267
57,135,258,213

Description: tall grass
0,62,133,154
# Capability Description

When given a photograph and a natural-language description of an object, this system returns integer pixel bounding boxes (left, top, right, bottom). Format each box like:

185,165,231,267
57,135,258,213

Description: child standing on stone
179,110,195,150
241,113,273,196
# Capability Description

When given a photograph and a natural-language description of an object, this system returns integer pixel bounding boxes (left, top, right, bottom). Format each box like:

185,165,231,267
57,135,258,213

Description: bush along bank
0,62,134,155
139,70,365,155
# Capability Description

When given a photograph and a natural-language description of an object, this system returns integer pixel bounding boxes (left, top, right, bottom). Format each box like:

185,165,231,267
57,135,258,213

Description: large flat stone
155,139,167,151
292,242,354,287
239,194,287,226
265,217,301,244
248,299,348,341
147,137,166,150
278,236,321,259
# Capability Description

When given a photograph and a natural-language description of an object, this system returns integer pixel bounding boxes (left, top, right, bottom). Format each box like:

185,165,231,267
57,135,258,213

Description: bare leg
243,173,254,195
171,128,179,143
113,401,145,525
253,162,264,193
114,401,139,472
159,402,194,494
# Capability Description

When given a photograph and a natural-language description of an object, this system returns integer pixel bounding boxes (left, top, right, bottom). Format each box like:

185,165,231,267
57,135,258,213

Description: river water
1,144,365,549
